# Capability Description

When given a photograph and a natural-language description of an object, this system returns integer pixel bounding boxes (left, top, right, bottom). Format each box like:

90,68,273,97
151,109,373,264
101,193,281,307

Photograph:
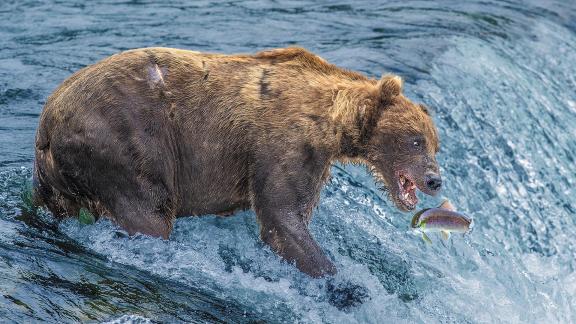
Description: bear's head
351,75,441,211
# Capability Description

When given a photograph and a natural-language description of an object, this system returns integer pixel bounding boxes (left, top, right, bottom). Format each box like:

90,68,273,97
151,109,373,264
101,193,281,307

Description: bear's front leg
251,147,336,277
257,207,336,277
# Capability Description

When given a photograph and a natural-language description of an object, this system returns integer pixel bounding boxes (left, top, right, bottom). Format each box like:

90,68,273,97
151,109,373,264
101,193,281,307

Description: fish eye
413,140,420,147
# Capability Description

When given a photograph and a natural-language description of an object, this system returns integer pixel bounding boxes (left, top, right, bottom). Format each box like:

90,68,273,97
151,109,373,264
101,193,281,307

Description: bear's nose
426,174,442,191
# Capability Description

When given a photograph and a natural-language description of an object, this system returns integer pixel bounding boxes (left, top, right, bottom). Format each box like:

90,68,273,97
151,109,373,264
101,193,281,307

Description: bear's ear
377,74,402,102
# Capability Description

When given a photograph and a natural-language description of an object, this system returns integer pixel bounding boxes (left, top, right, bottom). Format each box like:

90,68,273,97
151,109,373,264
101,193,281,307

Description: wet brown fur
34,47,440,277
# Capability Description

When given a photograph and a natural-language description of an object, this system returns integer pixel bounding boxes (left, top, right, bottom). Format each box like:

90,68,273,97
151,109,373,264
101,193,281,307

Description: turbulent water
1,0,575,322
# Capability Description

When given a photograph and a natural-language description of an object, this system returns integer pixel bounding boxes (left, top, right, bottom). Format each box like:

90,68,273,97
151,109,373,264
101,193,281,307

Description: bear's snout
425,173,442,193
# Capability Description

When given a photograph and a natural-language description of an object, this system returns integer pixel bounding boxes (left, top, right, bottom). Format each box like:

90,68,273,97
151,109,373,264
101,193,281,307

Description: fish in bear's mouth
396,172,418,210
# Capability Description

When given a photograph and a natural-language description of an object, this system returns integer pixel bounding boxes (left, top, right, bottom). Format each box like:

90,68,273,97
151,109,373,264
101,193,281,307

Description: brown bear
33,47,442,277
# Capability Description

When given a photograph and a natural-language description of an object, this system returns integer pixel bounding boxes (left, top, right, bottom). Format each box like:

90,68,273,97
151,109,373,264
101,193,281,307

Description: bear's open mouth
397,173,418,210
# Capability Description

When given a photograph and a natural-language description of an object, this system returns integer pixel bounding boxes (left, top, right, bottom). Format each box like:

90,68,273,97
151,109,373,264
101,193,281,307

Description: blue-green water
1,0,575,322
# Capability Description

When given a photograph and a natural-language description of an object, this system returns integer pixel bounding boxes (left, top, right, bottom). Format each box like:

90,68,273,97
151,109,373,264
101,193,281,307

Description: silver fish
411,200,472,243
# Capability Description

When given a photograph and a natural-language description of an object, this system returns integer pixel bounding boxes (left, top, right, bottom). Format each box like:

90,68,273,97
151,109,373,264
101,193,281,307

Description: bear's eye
411,137,425,149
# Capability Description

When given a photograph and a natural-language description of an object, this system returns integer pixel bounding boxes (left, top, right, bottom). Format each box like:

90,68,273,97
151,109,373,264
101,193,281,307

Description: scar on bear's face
147,64,166,88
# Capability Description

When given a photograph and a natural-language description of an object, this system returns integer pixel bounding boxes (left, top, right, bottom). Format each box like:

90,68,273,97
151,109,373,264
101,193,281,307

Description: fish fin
441,231,450,240
422,233,433,244
438,199,456,211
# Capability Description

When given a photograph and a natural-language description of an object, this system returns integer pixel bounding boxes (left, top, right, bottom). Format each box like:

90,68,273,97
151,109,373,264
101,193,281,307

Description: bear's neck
327,81,378,160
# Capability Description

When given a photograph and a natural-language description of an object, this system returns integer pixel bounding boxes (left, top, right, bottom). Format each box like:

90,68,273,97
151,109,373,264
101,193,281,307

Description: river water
1,0,575,322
